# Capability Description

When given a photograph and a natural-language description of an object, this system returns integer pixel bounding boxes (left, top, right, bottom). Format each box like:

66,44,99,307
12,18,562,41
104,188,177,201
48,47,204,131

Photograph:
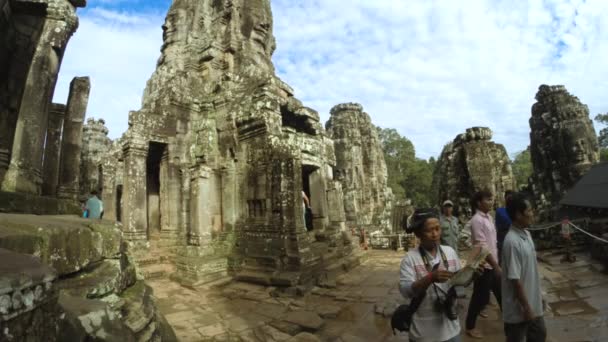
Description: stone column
41,103,66,196
1,15,76,194
159,156,182,245
122,138,148,241
0,145,10,187
189,165,221,246
309,167,329,231
57,77,90,199
180,166,191,243
220,161,239,232
100,159,116,221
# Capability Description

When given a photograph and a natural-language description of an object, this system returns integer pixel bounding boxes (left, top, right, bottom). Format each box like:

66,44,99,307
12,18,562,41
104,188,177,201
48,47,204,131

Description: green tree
596,113,608,162
511,149,533,189
377,127,435,206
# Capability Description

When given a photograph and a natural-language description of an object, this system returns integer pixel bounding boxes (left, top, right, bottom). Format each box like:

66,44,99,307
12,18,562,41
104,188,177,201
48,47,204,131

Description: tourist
496,190,514,259
501,193,546,342
439,200,460,251
399,208,462,342
85,190,103,219
465,190,502,339
302,190,312,230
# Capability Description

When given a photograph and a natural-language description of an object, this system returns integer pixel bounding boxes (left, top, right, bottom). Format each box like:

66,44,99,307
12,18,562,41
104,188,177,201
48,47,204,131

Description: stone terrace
147,249,608,341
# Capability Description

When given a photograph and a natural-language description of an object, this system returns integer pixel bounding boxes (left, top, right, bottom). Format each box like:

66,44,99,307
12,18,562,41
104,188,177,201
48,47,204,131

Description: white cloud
54,7,165,139
55,0,608,159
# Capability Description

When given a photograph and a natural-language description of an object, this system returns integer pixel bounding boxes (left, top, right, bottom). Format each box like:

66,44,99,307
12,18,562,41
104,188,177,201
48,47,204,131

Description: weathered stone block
0,191,81,215
0,248,59,342
0,214,122,276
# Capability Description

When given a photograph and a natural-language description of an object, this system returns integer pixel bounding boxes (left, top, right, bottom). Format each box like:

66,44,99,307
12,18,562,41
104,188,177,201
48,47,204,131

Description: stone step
136,256,162,267
141,263,175,280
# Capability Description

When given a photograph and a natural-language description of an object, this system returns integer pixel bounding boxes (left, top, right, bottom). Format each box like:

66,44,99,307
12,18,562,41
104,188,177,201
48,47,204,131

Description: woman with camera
398,208,462,342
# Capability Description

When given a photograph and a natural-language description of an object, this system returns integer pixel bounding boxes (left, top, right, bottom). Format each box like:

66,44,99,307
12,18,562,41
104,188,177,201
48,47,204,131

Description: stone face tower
326,103,393,233
80,118,112,197
529,85,600,212
433,127,516,216
102,0,358,286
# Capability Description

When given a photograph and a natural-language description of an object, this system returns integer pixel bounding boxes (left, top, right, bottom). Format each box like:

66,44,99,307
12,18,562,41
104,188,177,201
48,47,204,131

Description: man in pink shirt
466,189,503,339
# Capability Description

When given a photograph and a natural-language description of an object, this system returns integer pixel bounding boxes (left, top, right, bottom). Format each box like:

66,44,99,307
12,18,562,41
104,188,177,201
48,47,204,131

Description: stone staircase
134,232,176,281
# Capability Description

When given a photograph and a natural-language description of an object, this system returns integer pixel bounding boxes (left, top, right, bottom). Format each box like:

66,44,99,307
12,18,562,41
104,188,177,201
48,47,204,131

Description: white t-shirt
399,245,461,342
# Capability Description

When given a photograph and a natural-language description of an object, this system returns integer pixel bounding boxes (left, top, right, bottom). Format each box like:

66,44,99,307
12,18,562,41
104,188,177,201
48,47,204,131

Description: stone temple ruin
433,127,516,215
95,0,395,288
326,103,393,234
2,0,606,340
528,85,600,216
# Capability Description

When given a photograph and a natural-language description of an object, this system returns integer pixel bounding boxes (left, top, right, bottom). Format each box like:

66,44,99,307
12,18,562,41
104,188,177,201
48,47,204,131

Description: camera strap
418,244,449,273
419,244,450,300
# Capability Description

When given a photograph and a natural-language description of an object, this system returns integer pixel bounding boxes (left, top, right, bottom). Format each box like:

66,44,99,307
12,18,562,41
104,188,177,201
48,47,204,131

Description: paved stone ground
147,249,608,342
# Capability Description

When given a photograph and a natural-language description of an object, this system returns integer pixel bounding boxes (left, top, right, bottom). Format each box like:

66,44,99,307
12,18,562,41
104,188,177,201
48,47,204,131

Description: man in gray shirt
439,200,460,251
501,193,546,342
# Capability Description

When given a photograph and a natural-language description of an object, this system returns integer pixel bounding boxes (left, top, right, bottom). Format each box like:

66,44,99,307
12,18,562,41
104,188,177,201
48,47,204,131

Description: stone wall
528,85,600,217
433,127,516,215
326,103,393,233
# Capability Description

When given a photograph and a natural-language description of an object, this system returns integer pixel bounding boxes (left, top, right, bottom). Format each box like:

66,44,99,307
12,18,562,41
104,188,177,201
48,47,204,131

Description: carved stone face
162,8,188,47
239,0,275,68
560,121,596,167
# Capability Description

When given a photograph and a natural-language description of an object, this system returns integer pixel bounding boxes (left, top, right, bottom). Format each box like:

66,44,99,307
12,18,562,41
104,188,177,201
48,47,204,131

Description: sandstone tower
101,0,359,286
433,127,516,215
529,85,600,214
326,103,393,233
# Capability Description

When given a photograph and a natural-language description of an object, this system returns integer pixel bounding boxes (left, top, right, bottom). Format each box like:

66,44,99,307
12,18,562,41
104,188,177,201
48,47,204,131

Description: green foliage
596,114,608,161
596,113,608,148
511,149,533,189
601,148,608,162
377,127,435,206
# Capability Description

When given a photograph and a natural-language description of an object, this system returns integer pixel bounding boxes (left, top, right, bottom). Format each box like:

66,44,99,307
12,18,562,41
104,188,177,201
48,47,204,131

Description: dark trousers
466,268,502,330
504,317,547,342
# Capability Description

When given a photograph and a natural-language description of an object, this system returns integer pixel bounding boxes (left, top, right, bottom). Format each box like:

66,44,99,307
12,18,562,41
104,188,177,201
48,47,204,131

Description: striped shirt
399,245,461,342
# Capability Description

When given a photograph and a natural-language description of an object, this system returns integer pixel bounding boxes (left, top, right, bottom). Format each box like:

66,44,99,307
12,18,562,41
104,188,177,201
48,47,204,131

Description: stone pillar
309,167,329,231
100,160,117,221
180,166,191,243
1,15,76,194
0,146,10,187
122,138,148,241
41,103,66,196
189,165,223,246
159,156,182,244
189,165,215,246
220,162,239,232
57,77,90,199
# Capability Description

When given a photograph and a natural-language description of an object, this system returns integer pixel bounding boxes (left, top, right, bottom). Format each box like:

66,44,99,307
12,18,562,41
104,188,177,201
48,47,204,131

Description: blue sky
55,0,608,159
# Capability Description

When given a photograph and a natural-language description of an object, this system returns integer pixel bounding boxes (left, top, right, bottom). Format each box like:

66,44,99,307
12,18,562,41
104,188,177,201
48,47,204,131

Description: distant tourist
398,208,462,342
501,193,546,342
302,190,312,230
496,190,514,259
85,190,103,219
440,200,461,251
466,190,502,339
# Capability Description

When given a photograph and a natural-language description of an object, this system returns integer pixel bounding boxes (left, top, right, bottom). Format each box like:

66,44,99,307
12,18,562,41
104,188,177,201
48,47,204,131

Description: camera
433,286,459,320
